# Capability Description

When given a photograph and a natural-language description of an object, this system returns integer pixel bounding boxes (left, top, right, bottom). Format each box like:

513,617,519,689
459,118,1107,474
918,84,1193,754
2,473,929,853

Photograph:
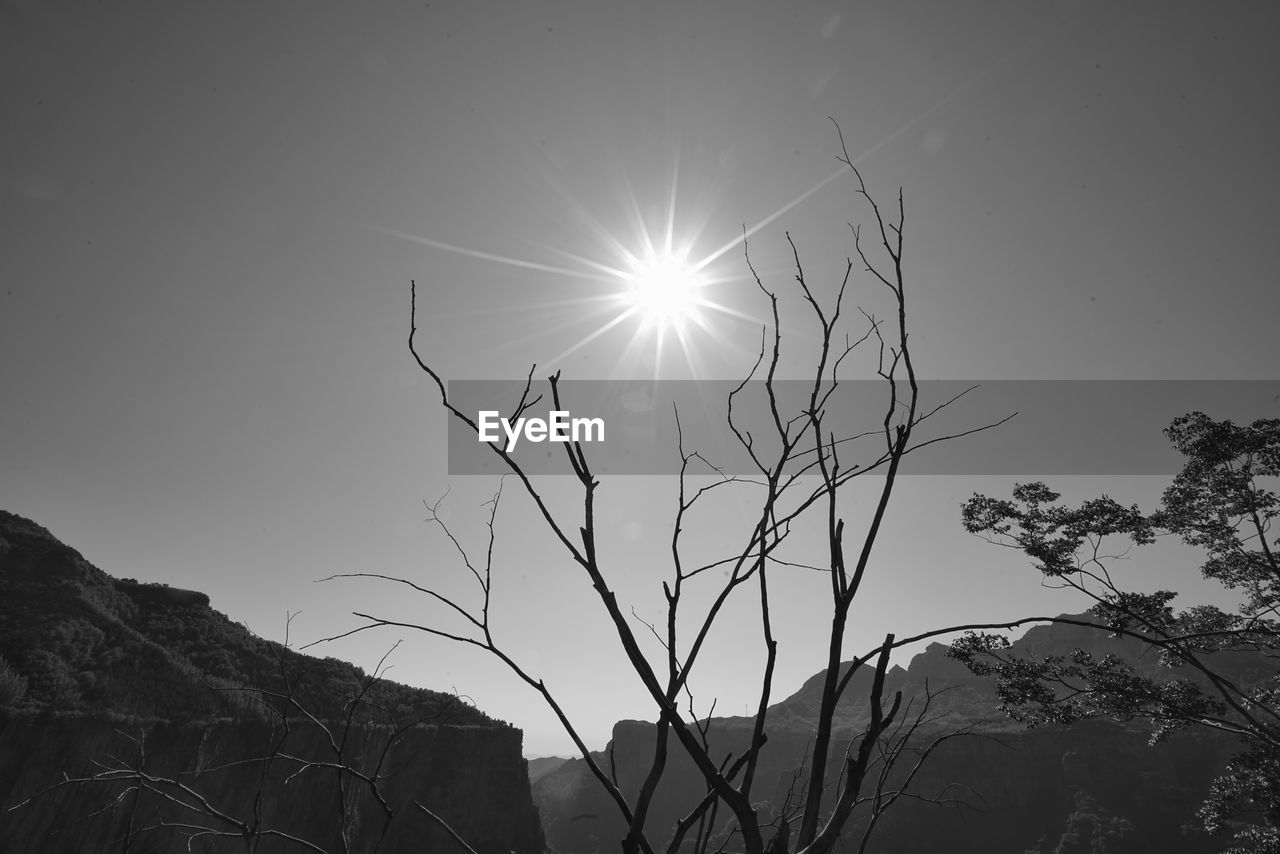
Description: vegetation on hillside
0,510,496,728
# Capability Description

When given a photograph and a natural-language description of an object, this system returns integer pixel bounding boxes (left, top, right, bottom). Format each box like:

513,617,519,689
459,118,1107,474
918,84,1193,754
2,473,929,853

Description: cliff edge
0,509,544,853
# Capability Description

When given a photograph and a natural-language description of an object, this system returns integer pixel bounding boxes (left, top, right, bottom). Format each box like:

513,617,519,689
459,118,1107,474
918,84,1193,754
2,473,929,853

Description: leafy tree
951,412,1280,853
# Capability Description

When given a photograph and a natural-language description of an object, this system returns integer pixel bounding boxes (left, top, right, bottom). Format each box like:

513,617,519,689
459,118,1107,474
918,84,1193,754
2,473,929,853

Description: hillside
0,509,491,726
0,509,544,853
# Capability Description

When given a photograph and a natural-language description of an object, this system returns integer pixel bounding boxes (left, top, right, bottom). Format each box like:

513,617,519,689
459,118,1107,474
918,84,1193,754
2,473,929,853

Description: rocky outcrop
0,509,545,853
0,509,498,727
534,628,1248,854
1,713,544,853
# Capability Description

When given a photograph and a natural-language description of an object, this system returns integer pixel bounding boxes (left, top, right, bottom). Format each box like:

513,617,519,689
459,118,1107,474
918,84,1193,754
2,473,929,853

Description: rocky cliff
534,631,1247,854
0,510,545,853
0,714,544,853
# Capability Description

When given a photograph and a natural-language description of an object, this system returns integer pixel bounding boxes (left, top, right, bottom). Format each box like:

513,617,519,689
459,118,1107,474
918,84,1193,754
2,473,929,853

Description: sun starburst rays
381,146,867,376
378,173,762,377
381,39,1035,378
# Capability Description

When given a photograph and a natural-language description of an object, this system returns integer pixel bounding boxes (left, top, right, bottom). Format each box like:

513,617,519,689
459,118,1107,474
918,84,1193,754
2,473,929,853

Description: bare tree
318,127,1022,854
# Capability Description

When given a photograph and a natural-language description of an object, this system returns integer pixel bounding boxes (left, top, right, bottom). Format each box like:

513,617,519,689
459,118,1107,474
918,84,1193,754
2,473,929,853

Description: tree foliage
951,412,1280,852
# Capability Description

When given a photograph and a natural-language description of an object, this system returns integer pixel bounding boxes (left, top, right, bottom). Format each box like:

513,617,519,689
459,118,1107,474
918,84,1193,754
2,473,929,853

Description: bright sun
623,248,706,331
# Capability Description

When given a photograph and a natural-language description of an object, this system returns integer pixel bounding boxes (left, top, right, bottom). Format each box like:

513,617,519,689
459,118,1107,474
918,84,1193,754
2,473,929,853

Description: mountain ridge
534,615,1253,853
0,508,494,726
0,509,544,853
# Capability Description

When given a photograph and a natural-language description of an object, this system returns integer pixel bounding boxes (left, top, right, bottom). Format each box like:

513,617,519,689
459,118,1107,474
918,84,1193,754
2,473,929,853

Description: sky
2,0,1278,757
